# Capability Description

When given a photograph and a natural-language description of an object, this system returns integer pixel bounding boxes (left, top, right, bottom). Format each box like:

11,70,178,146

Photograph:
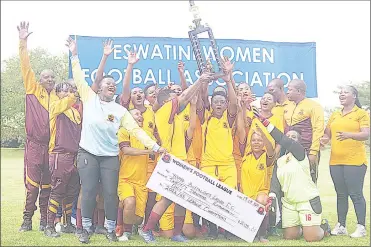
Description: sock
123,223,133,233
82,217,92,232
106,219,116,233
173,216,185,236
143,212,161,232
93,209,98,226
144,194,156,225
192,213,201,228
98,209,105,227
117,208,123,226
76,209,82,229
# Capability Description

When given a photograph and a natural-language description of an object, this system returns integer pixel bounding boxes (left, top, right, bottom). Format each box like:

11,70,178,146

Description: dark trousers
77,148,119,223
23,139,50,223
47,153,80,226
330,164,367,227
269,162,283,227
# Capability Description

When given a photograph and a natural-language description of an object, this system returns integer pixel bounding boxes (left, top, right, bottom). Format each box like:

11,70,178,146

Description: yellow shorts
159,203,175,231
147,161,156,192
282,197,322,228
117,181,148,218
185,209,193,224
201,165,237,189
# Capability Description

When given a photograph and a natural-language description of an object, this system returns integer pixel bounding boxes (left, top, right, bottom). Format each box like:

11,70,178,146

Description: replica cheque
146,154,266,243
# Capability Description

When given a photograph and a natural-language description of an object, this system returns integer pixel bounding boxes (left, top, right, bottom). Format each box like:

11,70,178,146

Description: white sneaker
350,224,366,238
55,222,62,233
331,222,348,235
118,232,132,241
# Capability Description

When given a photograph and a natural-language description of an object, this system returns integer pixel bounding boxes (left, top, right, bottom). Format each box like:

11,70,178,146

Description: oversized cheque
146,154,266,243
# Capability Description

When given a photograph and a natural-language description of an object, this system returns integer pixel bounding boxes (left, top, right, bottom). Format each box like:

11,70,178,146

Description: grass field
1,148,370,246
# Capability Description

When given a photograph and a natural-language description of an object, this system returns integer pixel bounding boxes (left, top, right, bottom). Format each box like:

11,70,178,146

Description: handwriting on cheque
157,158,260,232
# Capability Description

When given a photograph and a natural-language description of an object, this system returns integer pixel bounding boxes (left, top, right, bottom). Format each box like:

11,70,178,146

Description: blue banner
69,35,317,97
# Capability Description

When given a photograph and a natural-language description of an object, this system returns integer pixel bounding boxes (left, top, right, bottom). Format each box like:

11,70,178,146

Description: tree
355,81,370,111
1,48,68,147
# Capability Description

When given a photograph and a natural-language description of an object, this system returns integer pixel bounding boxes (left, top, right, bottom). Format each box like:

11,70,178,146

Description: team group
17,21,369,244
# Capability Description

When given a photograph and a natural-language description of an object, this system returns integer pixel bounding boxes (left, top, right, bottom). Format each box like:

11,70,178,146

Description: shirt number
305,214,312,221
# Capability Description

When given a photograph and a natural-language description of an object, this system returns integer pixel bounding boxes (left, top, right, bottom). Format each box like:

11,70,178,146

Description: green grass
1,148,370,246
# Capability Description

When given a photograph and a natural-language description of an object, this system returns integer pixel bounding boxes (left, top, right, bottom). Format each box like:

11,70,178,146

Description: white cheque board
146,154,266,243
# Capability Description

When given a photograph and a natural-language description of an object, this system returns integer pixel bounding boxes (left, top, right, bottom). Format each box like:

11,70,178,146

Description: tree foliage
1,48,68,147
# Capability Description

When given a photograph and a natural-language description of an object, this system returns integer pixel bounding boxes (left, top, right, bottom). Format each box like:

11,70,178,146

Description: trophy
188,0,224,80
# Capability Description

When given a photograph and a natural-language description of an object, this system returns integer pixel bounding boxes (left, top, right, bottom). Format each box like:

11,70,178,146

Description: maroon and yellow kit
121,100,159,191
20,40,59,223
201,109,237,189
47,95,82,227
284,98,324,156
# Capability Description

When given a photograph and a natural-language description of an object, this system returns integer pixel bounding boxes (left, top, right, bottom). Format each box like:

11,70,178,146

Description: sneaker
171,234,188,242
19,220,32,232
55,222,62,233
331,222,348,236
320,219,331,237
118,232,132,241
75,227,83,237
140,230,156,243
132,224,139,235
115,225,123,237
258,236,269,243
61,223,76,234
350,224,366,238
39,222,47,232
207,232,218,240
106,231,118,242
95,225,108,235
44,225,60,238
79,229,90,244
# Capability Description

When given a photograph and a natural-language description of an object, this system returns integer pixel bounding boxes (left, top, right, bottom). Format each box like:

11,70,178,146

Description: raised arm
253,108,306,161
221,57,238,126
17,22,37,94
255,125,275,166
91,39,115,93
178,61,188,91
178,72,212,111
66,37,95,103
186,93,198,143
236,98,247,145
119,50,140,105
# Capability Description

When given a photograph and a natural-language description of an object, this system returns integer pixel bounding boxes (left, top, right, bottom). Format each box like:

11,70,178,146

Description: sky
1,1,370,108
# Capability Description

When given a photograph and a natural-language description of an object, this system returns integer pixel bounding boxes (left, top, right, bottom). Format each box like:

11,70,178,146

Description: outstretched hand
103,39,115,57
17,21,33,40
177,61,185,74
126,49,139,65
65,36,78,56
221,56,234,82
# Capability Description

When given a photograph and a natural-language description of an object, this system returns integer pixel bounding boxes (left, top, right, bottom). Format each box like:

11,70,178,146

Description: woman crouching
253,108,331,242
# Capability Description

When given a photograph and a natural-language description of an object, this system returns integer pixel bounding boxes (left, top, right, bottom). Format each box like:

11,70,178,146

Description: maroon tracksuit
20,39,60,224
46,97,82,227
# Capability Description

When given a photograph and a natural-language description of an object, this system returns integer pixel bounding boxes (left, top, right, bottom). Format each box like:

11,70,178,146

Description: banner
69,35,317,97
146,154,266,243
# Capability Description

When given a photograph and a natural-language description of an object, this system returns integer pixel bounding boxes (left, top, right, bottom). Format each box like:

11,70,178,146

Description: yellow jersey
118,128,149,186
241,151,269,200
